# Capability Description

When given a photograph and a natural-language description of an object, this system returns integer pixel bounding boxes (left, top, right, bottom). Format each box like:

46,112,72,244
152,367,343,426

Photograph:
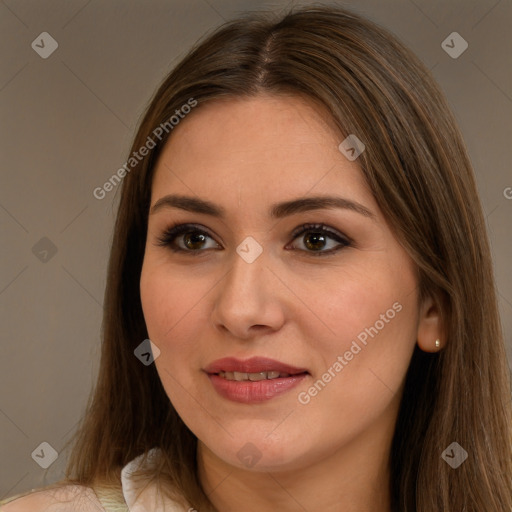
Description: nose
210,245,286,340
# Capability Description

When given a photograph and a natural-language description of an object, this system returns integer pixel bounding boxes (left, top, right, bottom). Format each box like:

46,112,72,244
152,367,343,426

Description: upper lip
204,357,309,375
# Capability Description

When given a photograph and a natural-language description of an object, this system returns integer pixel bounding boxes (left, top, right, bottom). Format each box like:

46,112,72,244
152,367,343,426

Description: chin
202,428,316,473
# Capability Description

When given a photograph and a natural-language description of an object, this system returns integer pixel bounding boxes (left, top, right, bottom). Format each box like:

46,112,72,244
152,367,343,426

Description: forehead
150,94,374,215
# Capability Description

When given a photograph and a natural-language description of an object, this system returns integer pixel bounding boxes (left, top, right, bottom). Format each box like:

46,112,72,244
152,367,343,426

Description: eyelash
155,222,352,257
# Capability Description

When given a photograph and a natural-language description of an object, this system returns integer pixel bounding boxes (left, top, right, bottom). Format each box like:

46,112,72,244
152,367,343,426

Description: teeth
218,370,293,381
248,372,267,381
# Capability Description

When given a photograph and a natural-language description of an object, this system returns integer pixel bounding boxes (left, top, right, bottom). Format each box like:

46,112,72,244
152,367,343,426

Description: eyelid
289,223,352,245
155,222,220,250
285,223,351,257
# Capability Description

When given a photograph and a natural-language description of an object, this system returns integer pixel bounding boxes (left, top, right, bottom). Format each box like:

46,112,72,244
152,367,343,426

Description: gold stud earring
435,339,441,349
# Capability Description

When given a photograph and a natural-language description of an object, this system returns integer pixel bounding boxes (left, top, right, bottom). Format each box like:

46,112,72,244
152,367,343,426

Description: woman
2,4,510,512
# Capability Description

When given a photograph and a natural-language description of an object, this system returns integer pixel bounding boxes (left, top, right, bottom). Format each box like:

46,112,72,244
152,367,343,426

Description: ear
417,294,444,353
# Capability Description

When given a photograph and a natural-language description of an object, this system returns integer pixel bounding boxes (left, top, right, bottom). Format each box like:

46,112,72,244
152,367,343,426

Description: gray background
1,0,511,499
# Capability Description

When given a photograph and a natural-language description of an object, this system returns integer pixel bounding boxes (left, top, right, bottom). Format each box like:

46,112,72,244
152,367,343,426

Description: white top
119,447,189,512
0,448,191,512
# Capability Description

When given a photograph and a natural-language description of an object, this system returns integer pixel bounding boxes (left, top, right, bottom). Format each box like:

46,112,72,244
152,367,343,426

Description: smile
204,357,309,403
218,370,290,381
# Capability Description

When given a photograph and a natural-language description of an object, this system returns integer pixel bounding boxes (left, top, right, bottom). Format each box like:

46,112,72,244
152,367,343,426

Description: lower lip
207,373,308,403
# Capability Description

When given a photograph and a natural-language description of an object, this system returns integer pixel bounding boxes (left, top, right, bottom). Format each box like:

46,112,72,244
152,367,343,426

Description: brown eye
288,223,351,256
156,223,220,254
182,232,208,250
156,222,351,257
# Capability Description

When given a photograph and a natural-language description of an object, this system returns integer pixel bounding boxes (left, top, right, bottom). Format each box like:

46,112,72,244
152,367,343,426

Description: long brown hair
58,5,512,511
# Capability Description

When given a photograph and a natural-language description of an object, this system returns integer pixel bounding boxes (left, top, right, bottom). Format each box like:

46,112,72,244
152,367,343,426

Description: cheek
309,257,416,342
299,260,419,413
140,261,206,344
140,263,170,341
140,262,205,416
140,261,214,385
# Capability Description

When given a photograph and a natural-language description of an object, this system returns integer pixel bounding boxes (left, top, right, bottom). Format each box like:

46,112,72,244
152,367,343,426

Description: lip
203,357,309,404
204,356,309,375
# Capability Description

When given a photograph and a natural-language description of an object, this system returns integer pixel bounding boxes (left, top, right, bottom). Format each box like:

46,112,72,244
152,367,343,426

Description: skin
140,94,443,512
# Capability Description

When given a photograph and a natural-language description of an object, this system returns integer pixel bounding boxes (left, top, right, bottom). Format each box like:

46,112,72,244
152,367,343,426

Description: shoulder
0,484,106,511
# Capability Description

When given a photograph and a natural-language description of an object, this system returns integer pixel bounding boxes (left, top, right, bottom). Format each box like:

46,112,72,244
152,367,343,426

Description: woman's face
140,94,422,473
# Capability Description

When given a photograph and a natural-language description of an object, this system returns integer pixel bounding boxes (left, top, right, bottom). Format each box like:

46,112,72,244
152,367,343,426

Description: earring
435,339,441,349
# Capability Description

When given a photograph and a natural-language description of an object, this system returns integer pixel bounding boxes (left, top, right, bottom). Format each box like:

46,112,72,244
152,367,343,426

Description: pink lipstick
204,357,309,403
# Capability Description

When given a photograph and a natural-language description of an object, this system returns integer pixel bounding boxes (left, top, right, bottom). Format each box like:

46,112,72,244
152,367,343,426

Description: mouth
204,356,309,377
203,357,310,403
216,370,304,381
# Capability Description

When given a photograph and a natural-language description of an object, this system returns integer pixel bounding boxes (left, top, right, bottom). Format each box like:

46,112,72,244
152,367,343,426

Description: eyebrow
150,194,375,220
